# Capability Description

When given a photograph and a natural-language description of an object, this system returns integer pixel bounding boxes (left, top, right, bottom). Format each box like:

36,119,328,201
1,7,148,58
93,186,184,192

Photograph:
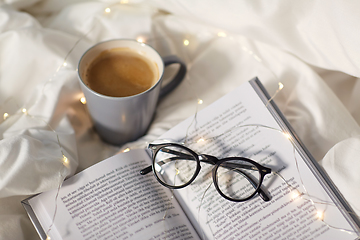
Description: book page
28,149,199,240
158,81,360,240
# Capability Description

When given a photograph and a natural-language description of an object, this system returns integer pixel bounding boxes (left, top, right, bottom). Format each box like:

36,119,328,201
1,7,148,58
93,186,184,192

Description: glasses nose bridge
199,154,218,165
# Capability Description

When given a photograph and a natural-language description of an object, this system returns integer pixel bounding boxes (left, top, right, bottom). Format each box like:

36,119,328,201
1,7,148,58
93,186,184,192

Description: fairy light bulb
183,39,190,46
3,112,9,120
197,99,203,104
62,155,70,168
46,235,51,240
197,138,205,143
284,132,291,140
291,190,301,200
278,82,284,90
217,32,227,37
80,97,86,104
136,37,145,43
123,148,130,153
22,108,28,115
316,211,324,220
63,62,67,67
105,8,111,13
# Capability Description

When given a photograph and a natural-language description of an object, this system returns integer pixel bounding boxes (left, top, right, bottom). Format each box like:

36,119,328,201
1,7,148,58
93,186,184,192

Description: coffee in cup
83,47,159,97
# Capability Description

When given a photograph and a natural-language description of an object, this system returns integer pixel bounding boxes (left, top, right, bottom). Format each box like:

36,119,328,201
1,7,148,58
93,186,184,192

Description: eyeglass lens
154,146,198,187
215,160,261,201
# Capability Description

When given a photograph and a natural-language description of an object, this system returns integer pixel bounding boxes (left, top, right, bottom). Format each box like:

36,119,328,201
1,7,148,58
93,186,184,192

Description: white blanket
1,0,360,239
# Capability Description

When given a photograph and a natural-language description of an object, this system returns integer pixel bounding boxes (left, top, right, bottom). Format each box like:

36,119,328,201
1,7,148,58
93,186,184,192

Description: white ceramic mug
78,39,186,145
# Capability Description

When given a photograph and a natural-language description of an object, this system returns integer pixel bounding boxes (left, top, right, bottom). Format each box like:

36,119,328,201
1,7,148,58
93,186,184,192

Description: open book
22,78,360,240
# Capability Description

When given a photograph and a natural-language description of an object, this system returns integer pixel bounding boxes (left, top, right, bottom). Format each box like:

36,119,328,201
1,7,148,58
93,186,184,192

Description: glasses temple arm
140,166,152,175
158,148,195,159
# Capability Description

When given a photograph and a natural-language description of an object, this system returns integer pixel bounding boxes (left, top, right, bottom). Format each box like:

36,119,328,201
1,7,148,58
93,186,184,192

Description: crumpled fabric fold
1,1,360,239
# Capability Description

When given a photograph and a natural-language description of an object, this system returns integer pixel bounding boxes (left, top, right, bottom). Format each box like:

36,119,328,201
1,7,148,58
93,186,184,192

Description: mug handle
159,55,187,99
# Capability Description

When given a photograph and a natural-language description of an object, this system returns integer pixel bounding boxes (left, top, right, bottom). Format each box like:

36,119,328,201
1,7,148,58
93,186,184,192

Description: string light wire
0,1,358,239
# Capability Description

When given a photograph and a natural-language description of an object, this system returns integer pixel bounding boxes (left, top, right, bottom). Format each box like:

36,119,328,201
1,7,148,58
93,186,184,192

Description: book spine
21,196,47,240
249,76,360,231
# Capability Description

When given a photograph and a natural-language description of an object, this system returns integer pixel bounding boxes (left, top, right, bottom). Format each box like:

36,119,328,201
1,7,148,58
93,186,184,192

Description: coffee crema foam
84,47,159,97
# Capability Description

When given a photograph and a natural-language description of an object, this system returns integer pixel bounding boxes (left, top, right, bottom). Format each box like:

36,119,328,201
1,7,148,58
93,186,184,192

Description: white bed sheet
1,0,360,239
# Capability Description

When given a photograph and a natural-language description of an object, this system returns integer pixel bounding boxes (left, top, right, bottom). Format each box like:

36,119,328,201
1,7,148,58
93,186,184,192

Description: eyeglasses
140,143,272,202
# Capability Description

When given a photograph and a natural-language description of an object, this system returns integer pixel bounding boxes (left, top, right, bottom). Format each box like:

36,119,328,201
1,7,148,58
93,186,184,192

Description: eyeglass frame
140,142,272,202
